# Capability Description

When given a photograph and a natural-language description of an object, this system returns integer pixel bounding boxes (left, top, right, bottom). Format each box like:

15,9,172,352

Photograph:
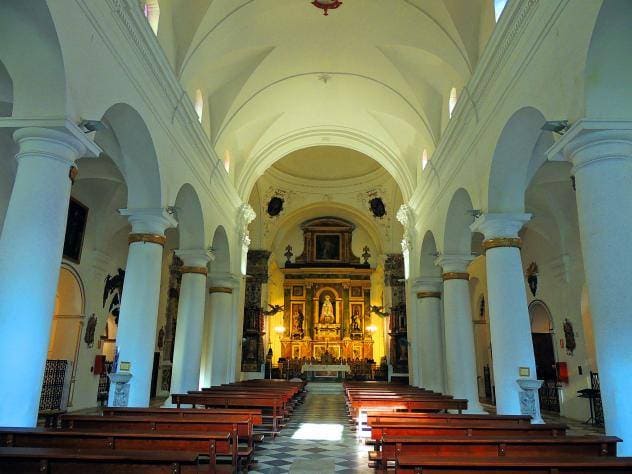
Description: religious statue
351,307,361,331
320,295,335,323
293,308,304,338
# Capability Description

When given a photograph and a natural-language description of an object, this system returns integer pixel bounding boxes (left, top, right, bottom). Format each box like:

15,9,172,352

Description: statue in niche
292,307,304,338
320,295,335,324
351,306,361,331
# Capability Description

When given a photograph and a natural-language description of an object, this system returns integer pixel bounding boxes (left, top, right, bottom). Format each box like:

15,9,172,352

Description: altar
301,363,351,381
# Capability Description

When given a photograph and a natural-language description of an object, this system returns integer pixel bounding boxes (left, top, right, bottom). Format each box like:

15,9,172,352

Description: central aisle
251,382,374,473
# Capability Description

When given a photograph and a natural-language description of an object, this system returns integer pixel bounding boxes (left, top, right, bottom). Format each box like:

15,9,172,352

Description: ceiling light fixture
312,0,342,16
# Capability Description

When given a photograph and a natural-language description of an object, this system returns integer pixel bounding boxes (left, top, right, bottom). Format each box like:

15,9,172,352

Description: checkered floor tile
249,384,374,473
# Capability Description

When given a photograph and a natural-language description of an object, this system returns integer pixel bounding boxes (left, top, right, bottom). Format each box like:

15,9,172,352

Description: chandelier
312,0,342,16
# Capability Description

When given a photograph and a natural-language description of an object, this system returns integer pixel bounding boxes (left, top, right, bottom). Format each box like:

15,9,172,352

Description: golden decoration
209,287,233,294
128,233,166,246
442,272,469,281
482,237,522,253
417,291,441,299
180,266,207,276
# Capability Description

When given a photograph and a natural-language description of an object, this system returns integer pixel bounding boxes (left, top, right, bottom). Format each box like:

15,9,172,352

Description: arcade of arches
1,0,632,465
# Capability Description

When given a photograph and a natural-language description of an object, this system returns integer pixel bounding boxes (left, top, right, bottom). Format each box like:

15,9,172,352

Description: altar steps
306,382,344,394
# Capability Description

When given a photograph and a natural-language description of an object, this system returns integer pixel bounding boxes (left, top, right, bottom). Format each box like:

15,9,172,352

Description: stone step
306,382,344,394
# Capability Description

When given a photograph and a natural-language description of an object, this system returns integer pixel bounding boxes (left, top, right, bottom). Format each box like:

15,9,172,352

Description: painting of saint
315,234,340,260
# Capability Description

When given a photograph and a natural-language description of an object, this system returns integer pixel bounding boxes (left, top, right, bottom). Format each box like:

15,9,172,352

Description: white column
109,209,176,407
414,278,446,393
406,279,421,387
471,214,537,415
0,127,87,427
207,274,239,386
435,255,484,413
167,249,211,400
550,123,632,455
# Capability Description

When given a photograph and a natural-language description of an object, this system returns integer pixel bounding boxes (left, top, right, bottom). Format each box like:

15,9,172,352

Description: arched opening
142,0,160,35
529,300,560,413
42,266,85,410
494,0,508,21
421,149,429,171
194,89,204,122
448,87,458,118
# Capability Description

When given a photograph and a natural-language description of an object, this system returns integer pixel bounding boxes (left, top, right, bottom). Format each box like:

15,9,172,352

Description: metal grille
538,380,560,413
97,361,113,406
39,360,70,411
590,371,604,425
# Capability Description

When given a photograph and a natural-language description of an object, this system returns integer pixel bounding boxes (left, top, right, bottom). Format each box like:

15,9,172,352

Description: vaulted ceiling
156,0,495,200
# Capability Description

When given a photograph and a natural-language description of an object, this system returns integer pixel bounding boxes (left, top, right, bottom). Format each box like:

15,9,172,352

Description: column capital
547,119,632,172
175,249,213,269
434,254,473,273
412,277,442,294
208,272,241,291
119,208,177,235
13,127,88,166
470,213,531,240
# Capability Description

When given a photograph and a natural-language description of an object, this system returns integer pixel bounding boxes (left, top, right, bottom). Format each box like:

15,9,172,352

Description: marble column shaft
435,255,484,413
109,209,176,407
471,213,537,415
415,278,446,393
552,125,632,454
0,127,87,427
168,249,211,398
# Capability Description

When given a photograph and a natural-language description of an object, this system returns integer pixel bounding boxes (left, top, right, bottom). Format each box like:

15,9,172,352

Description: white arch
237,126,415,202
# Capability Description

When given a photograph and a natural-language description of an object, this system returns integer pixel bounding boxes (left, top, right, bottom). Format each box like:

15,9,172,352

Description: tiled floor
249,384,374,474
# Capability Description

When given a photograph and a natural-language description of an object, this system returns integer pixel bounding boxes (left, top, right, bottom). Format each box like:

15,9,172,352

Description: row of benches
0,379,306,473
343,381,632,473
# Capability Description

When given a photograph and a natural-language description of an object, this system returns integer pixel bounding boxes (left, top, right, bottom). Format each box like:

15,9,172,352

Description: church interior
1,0,632,472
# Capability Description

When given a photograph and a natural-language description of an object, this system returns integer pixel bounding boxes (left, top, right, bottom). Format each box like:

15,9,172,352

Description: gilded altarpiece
241,250,271,372
280,218,375,361
385,253,408,373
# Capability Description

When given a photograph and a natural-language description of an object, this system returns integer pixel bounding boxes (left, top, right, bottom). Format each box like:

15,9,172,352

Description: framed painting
351,286,362,298
63,197,88,264
314,234,341,261
292,285,304,297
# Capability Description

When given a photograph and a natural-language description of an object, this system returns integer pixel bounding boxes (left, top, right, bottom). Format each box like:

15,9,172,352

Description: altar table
301,364,351,380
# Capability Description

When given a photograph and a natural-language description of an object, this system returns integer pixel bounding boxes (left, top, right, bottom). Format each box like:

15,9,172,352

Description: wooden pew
376,435,621,471
367,412,532,427
394,454,632,473
102,407,263,426
347,396,469,419
60,415,248,468
172,394,284,435
370,421,568,441
0,446,205,474
100,408,264,444
0,427,228,472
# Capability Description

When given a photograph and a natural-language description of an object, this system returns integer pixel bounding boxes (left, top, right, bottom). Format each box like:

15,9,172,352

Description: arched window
494,0,508,22
448,87,458,118
421,149,429,171
194,89,204,122
223,150,231,174
142,0,160,35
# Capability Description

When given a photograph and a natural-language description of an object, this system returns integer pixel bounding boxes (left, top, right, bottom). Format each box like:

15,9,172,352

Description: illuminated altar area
276,217,377,361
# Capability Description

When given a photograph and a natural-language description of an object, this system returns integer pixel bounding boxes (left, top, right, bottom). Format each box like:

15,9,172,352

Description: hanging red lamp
312,0,342,16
